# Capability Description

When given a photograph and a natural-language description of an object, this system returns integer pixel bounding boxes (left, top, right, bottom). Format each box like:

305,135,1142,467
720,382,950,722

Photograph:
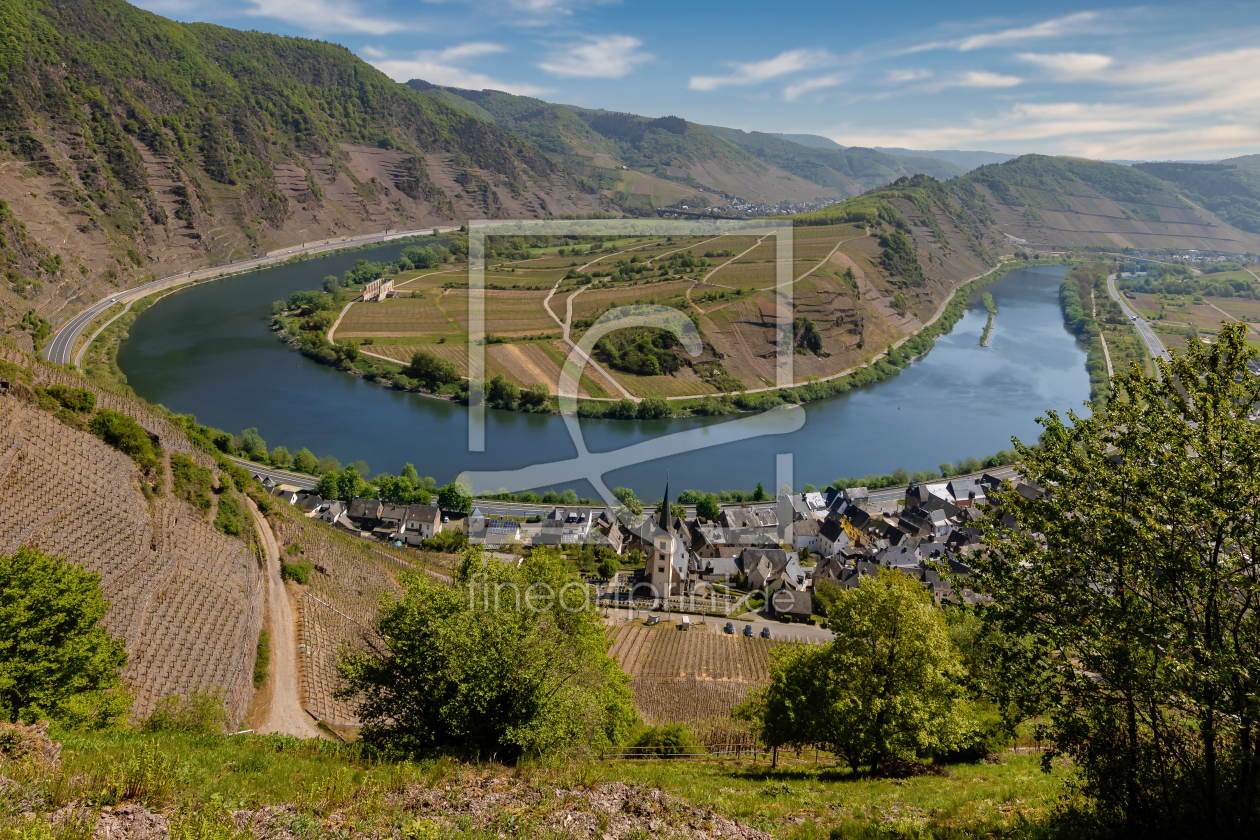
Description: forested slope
0,0,603,334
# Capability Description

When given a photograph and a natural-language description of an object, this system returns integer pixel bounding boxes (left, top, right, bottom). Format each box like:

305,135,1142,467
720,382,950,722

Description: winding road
44,226,459,367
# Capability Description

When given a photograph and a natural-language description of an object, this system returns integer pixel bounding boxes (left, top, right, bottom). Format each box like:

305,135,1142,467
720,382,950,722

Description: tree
322,275,339,293
696,493,720,523
437,482,472,514
400,463,421,486
970,324,1260,836
520,382,550,408
737,569,970,771
655,498,685,522
612,487,643,516
636,396,670,419
338,548,635,758
487,374,519,408
316,455,341,474
313,471,339,500
292,448,319,474
596,554,619,579
0,548,129,727
269,445,291,467
338,467,369,500
406,350,459,388
752,481,768,502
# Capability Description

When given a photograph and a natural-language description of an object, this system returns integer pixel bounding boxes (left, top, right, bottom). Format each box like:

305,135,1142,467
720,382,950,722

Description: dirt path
1204,300,1260,335
249,501,323,739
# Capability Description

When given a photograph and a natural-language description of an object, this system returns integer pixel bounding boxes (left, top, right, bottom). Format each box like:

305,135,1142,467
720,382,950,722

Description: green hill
789,155,1260,255
1220,154,1260,171
769,132,846,149
0,0,600,331
961,155,1260,252
1134,162,1260,234
703,126,965,191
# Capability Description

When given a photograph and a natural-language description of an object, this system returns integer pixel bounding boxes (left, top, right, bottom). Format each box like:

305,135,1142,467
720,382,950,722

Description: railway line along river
117,247,1086,497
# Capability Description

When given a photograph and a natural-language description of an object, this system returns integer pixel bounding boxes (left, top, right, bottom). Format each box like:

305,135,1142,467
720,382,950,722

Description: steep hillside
0,340,263,724
961,155,1260,253
703,127,964,194
408,82,966,208
0,0,603,335
1134,162,1260,235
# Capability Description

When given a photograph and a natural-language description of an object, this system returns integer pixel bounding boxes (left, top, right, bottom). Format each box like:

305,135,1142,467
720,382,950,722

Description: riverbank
980,292,997,346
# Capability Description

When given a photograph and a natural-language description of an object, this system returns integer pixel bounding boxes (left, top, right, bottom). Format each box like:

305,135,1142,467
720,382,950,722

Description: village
253,467,1032,626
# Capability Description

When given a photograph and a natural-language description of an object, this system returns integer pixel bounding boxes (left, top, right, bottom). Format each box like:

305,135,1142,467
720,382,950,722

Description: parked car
760,626,772,639
724,621,734,634
743,624,754,637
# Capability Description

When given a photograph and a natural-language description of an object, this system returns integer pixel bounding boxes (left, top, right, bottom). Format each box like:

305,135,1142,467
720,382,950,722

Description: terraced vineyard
608,623,788,747
270,504,452,727
0,344,264,723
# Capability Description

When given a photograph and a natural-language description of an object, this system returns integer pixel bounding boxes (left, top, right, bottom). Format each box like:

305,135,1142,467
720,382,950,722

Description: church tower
648,480,685,599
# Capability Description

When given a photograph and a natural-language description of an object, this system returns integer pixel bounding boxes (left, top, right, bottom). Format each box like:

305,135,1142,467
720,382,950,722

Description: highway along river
118,248,1085,497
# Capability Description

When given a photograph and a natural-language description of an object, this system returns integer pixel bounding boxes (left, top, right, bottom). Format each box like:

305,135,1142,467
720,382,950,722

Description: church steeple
662,479,673,536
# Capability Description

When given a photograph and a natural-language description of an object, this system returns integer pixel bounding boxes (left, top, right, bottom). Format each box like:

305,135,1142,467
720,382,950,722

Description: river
117,247,1086,498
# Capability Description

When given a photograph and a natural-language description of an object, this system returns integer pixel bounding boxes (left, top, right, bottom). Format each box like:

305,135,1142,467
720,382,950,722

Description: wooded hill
0,0,605,336
912,154,1260,254
407,81,964,209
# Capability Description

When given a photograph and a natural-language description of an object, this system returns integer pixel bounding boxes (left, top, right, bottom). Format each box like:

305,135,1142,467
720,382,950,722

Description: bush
142,689,228,735
253,630,270,689
280,562,311,584
214,492,245,536
89,409,160,473
626,723,702,757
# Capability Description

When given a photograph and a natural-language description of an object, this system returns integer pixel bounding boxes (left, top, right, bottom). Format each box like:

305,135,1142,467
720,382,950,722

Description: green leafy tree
437,482,472,514
737,569,970,771
970,324,1260,836
406,350,459,388
597,554,619,579
0,548,129,727
338,467,369,500
400,463,421,486
313,471,339,499
696,493,720,523
752,481,768,502
636,396,671,419
338,548,635,758
269,445,291,467
487,374,520,408
612,487,642,516
238,428,266,457
519,382,550,408
316,455,341,474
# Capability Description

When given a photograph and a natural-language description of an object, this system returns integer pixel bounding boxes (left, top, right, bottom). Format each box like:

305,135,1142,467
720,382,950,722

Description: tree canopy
0,548,129,727
971,322,1260,836
338,548,635,758
737,568,971,771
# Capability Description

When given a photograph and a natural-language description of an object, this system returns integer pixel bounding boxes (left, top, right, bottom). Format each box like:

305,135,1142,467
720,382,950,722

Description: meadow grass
14,728,1067,839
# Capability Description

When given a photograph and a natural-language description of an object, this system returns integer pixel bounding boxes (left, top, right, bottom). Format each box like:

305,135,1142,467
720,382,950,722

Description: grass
9,728,1064,839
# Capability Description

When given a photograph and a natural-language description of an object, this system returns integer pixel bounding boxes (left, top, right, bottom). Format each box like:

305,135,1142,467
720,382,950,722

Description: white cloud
244,0,405,35
920,70,1023,92
372,43,549,96
690,48,833,92
1018,52,1114,79
359,45,387,59
538,35,652,78
907,11,1100,54
782,73,846,102
885,68,933,83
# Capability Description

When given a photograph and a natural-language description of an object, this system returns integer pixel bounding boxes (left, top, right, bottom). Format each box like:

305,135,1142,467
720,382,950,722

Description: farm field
607,620,793,746
329,216,993,401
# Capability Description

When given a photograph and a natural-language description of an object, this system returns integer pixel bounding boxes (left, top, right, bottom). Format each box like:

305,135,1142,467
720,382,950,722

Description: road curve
45,226,458,367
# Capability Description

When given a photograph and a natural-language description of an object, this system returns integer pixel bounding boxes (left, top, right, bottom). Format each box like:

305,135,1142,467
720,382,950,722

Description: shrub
214,492,245,536
280,562,311,584
253,630,270,689
142,689,227,735
626,723,701,758
89,409,160,473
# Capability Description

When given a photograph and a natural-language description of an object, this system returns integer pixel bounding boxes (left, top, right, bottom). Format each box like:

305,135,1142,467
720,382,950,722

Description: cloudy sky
133,0,1260,160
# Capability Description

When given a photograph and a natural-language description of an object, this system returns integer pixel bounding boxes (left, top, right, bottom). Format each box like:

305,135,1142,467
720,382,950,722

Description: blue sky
133,0,1260,160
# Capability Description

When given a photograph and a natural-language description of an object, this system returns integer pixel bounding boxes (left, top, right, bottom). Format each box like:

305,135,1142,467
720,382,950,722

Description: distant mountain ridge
874,148,1018,170
407,81,966,208
769,133,846,150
